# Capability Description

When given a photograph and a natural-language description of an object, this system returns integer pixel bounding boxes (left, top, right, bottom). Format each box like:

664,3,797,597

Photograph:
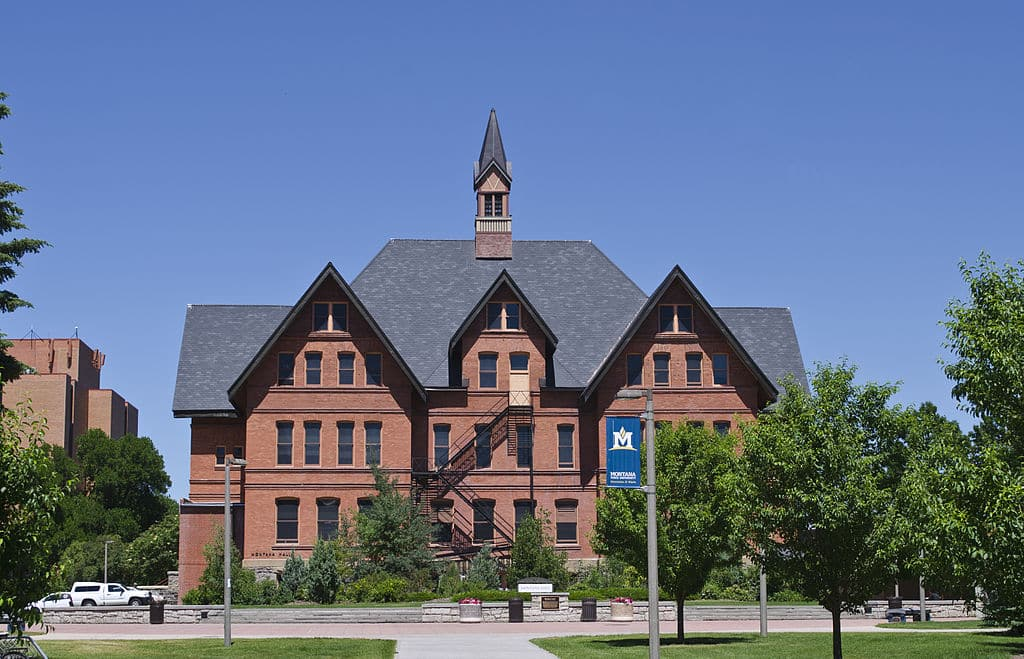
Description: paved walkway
33,618,992,658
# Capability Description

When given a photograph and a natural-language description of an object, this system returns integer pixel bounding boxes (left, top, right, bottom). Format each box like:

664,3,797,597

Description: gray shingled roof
173,305,289,414
351,240,647,388
716,307,809,392
172,242,808,415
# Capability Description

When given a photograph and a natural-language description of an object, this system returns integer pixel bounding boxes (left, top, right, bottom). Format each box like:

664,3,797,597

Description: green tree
355,466,432,579
0,92,48,388
53,535,127,588
191,528,235,604
943,253,1024,459
306,538,341,604
73,429,173,541
507,510,570,589
742,364,907,659
124,511,179,585
464,543,501,590
0,404,69,629
280,550,307,600
594,420,746,640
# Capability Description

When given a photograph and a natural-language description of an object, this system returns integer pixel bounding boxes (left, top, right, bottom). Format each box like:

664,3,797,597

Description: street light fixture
224,455,247,647
615,387,659,659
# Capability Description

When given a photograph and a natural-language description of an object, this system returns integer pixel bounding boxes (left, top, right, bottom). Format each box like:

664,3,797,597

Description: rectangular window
555,500,578,543
332,303,348,331
557,425,574,468
654,353,670,386
276,422,293,465
479,353,497,388
659,304,693,332
714,421,731,436
366,353,382,386
317,498,339,540
276,499,298,543
313,303,330,332
686,353,702,386
232,446,244,460
215,446,225,466
474,501,495,543
688,420,705,429
304,421,321,465
485,302,521,330
516,425,532,468
712,354,729,385
626,354,643,386
365,422,381,466
514,500,535,534
434,424,450,467
338,352,354,385
432,500,453,543
357,498,373,514
677,305,693,332
305,352,322,386
505,303,520,330
278,353,295,386
337,422,354,465
475,425,491,468
510,353,529,372
659,305,675,333
486,303,503,330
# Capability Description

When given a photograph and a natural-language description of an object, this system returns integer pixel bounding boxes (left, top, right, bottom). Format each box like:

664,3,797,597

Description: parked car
29,592,72,611
69,582,152,607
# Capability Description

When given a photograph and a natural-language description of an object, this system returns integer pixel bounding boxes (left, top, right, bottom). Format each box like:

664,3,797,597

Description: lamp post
103,540,114,584
615,387,659,659
224,455,247,647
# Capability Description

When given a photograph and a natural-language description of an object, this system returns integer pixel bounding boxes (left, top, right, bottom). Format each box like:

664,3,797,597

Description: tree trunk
831,606,842,659
676,596,685,641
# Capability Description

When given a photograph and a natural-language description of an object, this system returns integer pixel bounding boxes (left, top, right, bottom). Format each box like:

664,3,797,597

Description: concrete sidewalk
32,617,992,658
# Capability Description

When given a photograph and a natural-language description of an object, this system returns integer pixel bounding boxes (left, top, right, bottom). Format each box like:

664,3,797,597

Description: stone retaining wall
42,600,975,625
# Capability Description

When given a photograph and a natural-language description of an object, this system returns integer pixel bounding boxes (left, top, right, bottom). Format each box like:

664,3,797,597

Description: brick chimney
474,109,512,259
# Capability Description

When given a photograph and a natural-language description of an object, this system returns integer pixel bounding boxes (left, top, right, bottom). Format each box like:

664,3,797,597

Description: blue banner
606,416,642,488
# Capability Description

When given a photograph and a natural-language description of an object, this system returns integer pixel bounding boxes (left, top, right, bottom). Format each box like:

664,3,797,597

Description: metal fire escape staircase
414,396,534,556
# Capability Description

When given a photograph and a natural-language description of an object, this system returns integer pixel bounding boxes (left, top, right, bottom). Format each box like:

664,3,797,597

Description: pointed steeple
474,109,513,259
475,109,510,184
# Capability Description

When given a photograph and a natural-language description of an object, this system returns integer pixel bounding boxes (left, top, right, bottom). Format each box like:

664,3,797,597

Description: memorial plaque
541,596,560,611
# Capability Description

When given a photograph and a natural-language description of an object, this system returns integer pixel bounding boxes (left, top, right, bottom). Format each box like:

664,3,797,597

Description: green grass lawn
36,638,395,658
876,619,999,630
533,632,1024,658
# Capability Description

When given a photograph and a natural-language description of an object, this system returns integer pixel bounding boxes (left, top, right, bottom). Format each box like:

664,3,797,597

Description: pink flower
611,597,633,604
460,598,482,604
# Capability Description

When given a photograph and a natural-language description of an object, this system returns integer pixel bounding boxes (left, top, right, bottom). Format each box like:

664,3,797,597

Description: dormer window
486,302,521,330
312,302,348,332
658,304,693,333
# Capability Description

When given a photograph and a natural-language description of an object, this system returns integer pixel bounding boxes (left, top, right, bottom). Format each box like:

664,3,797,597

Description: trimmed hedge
568,587,670,601
450,590,532,603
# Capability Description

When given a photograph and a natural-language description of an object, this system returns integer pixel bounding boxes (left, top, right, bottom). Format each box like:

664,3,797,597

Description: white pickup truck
69,582,152,607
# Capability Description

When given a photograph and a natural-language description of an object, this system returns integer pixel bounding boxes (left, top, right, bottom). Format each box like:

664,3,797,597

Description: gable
227,263,425,404
582,266,779,403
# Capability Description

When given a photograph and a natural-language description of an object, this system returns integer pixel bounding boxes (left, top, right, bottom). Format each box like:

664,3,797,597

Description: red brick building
6,337,139,453
173,111,806,598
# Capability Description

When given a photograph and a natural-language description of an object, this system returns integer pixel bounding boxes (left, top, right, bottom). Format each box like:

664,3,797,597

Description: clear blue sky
4,2,1021,499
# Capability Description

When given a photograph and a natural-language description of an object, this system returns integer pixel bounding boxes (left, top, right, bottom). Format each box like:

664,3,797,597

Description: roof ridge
716,306,793,311
187,304,292,308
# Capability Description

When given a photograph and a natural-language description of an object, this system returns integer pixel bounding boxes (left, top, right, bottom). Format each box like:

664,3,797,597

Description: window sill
653,332,698,340
308,330,351,337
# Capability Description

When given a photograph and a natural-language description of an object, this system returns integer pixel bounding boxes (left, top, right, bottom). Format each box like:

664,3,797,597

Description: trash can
508,597,524,623
149,600,165,624
581,597,597,622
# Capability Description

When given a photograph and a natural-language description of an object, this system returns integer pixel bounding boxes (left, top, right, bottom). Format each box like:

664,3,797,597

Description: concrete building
173,111,807,598
5,337,139,453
